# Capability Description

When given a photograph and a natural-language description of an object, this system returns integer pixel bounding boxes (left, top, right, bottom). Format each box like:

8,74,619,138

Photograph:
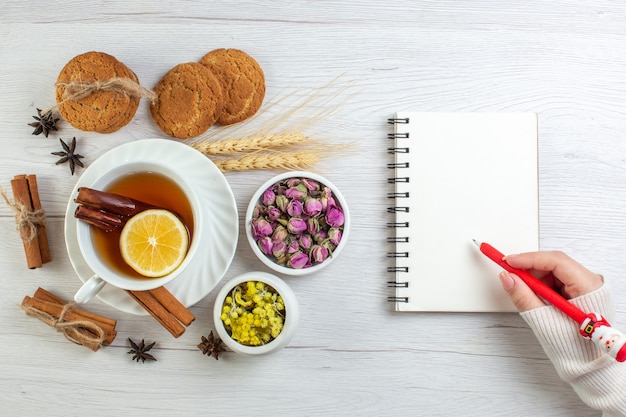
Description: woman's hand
499,251,604,312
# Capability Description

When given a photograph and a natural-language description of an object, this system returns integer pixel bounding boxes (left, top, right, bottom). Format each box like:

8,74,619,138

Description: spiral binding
387,117,410,302
387,296,409,303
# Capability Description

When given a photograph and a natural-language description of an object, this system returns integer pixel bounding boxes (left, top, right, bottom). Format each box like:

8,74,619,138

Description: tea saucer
64,139,238,315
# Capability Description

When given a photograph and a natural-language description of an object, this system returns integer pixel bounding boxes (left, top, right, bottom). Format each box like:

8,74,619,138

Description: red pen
474,239,626,362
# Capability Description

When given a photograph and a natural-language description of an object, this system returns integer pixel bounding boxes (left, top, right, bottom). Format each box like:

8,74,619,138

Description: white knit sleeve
520,284,626,416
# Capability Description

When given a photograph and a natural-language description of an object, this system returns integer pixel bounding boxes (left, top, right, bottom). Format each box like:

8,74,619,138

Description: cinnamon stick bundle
9,175,51,268
74,187,157,231
127,286,195,338
21,287,117,351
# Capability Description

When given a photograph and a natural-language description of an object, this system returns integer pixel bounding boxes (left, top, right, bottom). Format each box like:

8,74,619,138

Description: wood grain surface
2,1,626,416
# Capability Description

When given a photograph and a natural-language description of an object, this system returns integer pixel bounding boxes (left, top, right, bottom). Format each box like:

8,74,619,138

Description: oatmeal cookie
150,62,223,139
199,48,265,125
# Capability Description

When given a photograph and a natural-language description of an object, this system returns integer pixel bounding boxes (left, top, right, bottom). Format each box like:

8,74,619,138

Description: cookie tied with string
55,51,140,133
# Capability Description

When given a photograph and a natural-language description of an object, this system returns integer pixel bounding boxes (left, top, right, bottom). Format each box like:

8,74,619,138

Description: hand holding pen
474,241,626,362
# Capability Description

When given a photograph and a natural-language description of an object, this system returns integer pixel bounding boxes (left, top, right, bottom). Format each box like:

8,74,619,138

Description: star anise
51,137,84,175
128,338,157,363
28,108,60,137
198,331,226,360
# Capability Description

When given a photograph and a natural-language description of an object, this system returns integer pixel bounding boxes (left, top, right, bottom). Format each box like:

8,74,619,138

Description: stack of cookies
150,48,266,139
54,48,265,139
55,51,140,134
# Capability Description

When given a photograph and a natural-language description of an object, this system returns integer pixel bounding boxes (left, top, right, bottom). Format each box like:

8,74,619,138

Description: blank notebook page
389,112,539,312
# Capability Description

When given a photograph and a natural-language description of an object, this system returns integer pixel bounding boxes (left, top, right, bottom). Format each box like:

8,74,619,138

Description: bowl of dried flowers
213,271,299,355
245,171,349,276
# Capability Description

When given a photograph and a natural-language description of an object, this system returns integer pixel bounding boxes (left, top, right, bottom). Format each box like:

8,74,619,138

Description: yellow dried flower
220,280,285,346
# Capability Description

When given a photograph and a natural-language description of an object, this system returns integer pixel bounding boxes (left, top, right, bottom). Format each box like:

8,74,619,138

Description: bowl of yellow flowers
213,271,299,355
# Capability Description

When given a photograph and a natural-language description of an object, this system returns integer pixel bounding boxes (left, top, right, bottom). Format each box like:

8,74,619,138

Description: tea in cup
73,161,202,303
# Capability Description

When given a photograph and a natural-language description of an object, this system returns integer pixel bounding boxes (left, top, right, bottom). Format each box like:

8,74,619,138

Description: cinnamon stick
148,286,195,326
24,175,51,263
21,295,117,345
75,187,156,217
74,205,125,232
33,287,117,329
10,176,42,269
126,289,186,338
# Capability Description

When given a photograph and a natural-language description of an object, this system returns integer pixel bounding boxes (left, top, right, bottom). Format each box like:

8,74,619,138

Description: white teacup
73,161,203,304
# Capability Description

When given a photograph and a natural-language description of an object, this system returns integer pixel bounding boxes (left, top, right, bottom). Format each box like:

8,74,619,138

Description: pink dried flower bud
252,218,274,240
328,227,342,246
314,230,327,244
304,197,322,217
302,178,320,191
287,199,303,217
287,218,307,234
272,241,287,258
285,184,308,200
307,217,320,235
325,205,345,228
288,252,309,269
272,225,288,243
258,236,274,256
285,178,301,188
287,239,300,253
262,189,276,206
298,233,313,250
310,244,329,264
268,207,281,221
261,188,276,206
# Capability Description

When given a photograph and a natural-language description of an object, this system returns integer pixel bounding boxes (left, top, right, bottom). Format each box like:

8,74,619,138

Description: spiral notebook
387,112,539,312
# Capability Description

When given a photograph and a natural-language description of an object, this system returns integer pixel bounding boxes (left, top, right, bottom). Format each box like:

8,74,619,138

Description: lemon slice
120,209,189,277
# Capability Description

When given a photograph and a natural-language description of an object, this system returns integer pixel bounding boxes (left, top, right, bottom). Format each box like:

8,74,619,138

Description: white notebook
387,112,539,312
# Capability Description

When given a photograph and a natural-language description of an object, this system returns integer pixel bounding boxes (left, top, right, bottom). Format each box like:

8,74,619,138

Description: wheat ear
191,131,308,156
213,152,323,172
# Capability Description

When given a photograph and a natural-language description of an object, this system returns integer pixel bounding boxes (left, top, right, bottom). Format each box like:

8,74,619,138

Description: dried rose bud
272,225,288,243
322,238,337,252
276,195,289,212
287,218,307,234
298,234,313,250
285,178,301,188
285,185,307,200
287,239,300,254
268,207,281,221
262,189,276,206
287,199,303,217
304,197,322,217
307,217,320,235
325,205,345,228
314,230,328,244
272,241,287,258
320,186,333,210
288,252,309,269
310,244,329,264
328,227,342,246
258,236,274,256
252,218,273,240
302,178,320,191
253,204,263,218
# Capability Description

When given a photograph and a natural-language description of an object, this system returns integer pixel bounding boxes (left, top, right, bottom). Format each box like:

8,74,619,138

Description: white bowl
245,171,350,276
213,271,299,355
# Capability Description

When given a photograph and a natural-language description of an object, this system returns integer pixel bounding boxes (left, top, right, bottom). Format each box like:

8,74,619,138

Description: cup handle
74,274,106,304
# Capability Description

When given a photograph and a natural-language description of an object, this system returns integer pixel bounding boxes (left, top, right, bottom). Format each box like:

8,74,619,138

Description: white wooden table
2,2,625,416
